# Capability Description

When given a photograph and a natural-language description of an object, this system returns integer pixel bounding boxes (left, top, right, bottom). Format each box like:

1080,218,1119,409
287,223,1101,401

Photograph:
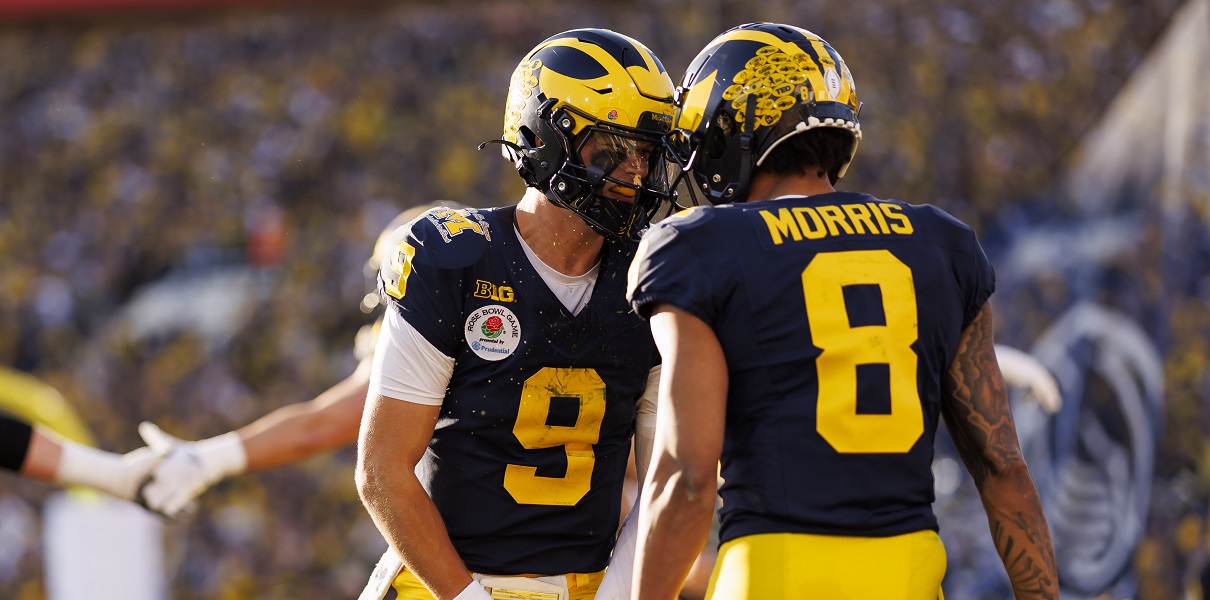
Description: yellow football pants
705,530,947,600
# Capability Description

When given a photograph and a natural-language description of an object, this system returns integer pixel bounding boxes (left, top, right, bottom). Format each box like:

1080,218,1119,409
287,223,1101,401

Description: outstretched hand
134,422,212,518
103,445,164,503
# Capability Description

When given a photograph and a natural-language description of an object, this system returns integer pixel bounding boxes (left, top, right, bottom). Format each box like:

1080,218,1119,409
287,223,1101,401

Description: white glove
137,422,248,518
452,580,492,600
54,440,162,502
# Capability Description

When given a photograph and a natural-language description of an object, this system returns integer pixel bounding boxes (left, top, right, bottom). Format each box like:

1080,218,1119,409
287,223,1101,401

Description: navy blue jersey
628,192,994,544
379,205,657,575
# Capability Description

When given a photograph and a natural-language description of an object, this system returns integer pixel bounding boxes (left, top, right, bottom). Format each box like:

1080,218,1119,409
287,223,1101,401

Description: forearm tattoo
942,304,1058,600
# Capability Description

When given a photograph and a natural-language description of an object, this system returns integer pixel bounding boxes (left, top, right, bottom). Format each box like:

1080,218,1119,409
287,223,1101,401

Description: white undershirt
368,308,455,406
513,225,599,316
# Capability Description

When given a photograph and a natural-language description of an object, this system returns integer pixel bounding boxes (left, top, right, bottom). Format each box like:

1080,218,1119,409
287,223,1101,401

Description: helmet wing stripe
677,68,717,133
631,43,663,76
542,41,616,80
548,38,674,102
716,30,813,61
554,29,666,75
804,36,840,101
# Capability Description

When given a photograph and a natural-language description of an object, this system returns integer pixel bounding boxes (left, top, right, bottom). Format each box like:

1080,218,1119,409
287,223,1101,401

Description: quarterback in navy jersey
356,29,676,600
629,23,1057,600
377,205,655,572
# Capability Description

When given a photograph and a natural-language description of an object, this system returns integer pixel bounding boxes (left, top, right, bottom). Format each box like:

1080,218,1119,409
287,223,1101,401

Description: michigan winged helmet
494,29,677,239
673,23,862,204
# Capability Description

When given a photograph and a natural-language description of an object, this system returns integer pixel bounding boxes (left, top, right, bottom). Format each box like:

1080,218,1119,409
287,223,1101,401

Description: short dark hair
759,126,856,185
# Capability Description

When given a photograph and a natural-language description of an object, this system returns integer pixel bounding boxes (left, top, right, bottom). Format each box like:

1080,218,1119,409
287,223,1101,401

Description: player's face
579,131,657,204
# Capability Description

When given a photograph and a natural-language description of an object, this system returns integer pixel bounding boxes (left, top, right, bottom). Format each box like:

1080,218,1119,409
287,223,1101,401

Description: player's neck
515,188,605,277
748,169,836,202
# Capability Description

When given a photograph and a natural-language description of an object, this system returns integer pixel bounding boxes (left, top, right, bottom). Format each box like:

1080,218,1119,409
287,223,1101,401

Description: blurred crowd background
1,0,1205,598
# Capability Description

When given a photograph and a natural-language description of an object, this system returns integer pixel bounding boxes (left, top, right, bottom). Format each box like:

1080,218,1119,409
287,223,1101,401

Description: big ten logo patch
473,279,515,303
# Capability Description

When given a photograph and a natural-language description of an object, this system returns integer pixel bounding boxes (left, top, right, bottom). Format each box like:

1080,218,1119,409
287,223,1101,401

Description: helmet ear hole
706,115,732,160
517,125,540,149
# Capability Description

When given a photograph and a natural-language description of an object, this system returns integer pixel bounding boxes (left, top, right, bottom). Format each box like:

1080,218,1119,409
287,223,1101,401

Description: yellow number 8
804,250,923,454
504,367,607,506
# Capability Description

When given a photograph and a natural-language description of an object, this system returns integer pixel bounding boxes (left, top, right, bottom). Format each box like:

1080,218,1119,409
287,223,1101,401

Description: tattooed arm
941,303,1058,600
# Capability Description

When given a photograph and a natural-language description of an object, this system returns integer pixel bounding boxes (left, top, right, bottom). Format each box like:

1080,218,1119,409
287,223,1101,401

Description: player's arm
355,312,484,599
358,393,478,599
941,303,1058,599
136,365,370,517
238,365,369,470
356,304,487,600
633,305,725,600
1,414,160,501
595,365,660,600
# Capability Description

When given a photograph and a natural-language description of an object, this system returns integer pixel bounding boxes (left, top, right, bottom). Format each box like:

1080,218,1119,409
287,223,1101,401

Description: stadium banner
936,0,1210,597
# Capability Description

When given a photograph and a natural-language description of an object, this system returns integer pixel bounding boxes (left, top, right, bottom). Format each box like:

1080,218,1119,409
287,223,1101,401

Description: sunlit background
1,0,1206,598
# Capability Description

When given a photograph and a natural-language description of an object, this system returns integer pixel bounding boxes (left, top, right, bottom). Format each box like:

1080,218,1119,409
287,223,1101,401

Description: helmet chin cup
544,169,653,240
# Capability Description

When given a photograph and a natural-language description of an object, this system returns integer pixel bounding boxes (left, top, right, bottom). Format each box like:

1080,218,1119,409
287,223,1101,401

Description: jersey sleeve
368,307,456,405
963,233,996,328
627,207,721,325
920,205,996,329
378,208,489,356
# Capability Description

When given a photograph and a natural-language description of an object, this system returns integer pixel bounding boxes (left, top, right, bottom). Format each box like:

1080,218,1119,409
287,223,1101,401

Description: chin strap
730,94,757,203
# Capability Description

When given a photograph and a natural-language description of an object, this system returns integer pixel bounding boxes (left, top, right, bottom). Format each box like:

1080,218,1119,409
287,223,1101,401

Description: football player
628,23,1057,599
355,29,672,600
134,201,467,518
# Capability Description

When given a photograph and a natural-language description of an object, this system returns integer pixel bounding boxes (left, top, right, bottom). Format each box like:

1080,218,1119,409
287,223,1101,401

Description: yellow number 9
382,240,416,300
504,367,607,505
804,250,923,454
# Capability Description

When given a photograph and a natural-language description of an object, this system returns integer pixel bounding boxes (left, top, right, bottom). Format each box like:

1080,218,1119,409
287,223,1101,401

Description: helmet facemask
501,101,675,241
535,106,673,240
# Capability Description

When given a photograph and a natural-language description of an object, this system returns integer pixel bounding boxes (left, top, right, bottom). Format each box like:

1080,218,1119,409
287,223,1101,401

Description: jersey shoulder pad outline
378,208,494,301
657,205,716,232
913,202,976,235
397,207,493,270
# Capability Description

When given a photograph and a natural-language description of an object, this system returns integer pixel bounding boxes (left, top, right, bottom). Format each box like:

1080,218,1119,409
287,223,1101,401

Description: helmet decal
671,23,862,204
503,59,542,146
